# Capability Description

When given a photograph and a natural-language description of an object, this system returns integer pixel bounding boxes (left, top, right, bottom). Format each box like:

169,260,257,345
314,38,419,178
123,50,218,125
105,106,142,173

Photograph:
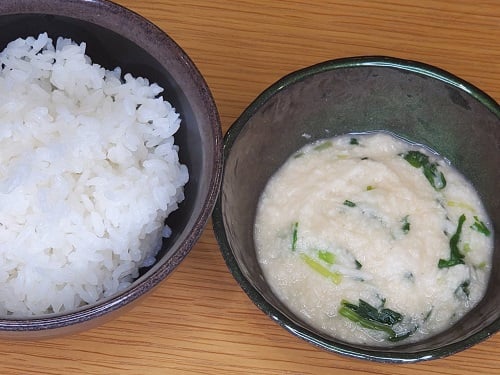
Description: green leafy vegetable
314,141,332,151
403,150,446,190
422,164,447,190
423,308,433,322
391,328,418,342
438,214,466,268
401,215,410,234
404,272,414,281
300,253,342,284
455,280,470,299
339,302,394,337
470,216,491,236
339,299,414,342
359,299,402,325
291,222,299,251
403,150,428,168
343,200,356,207
318,250,335,264
350,138,359,145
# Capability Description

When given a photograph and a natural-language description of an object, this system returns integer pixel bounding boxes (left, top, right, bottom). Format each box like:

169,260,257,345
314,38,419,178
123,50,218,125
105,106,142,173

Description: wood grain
1,1,499,374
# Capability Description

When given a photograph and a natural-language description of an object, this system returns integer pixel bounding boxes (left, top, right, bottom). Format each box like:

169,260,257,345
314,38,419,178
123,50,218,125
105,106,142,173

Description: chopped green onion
447,200,476,212
314,141,332,151
476,261,487,270
354,259,362,269
343,200,356,207
318,250,335,264
463,243,471,254
293,152,304,159
438,214,466,268
350,138,359,145
300,253,342,284
470,216,491,236
366,185,375,191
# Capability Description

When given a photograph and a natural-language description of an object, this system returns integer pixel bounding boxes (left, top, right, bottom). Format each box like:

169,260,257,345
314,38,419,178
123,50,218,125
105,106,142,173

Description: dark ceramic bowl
0,0,222,337
213,56,499,362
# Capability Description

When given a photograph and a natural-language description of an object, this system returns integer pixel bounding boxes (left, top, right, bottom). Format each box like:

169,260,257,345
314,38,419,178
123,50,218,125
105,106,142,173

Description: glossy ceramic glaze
213,56,499,362
0,0,222,337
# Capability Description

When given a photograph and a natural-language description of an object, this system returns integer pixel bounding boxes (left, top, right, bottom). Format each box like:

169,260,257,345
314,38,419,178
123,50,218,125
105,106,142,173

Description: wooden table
2,1,498,374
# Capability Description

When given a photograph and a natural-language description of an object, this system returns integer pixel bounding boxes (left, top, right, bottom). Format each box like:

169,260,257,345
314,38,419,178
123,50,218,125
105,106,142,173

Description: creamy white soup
254,132,493,345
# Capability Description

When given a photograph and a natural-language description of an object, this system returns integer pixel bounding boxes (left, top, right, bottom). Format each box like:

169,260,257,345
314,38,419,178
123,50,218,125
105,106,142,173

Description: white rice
0,33,189,316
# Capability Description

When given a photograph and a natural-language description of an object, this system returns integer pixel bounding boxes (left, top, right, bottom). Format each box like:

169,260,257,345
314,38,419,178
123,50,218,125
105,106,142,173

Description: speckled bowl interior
0,0,222,337
213,57,499,362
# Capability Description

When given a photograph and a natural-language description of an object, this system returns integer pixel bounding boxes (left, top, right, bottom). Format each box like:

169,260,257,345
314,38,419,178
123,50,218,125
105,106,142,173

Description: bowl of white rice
0,0,222,337
213,57,499,362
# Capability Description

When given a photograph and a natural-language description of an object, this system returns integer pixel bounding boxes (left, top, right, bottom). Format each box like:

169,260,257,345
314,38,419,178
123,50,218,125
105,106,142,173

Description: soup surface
254,132,493,345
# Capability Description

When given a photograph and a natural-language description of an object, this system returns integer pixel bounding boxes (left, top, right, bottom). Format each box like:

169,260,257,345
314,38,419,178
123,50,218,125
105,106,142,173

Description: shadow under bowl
0,0,222,337
213,56,499,362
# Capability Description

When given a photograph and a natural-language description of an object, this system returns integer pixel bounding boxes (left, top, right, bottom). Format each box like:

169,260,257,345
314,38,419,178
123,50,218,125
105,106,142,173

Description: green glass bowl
213,56,499,363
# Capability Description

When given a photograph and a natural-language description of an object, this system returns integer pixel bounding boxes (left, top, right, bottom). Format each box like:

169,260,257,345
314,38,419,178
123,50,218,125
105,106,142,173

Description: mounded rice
0,33,188,316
